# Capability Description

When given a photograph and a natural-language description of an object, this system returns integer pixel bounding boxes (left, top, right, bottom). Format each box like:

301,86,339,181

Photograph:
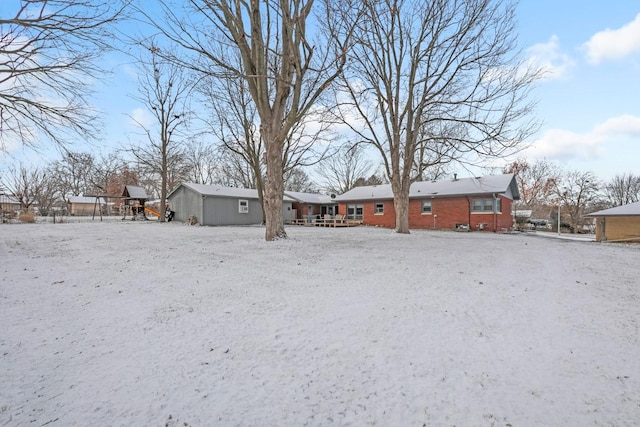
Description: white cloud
128,107,153,129
583,13,640,64
525,114,640,161
526,35,575,80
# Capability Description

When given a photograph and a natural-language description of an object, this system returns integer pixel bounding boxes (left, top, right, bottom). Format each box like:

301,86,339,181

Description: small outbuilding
168,183,295,226
586,201,640,242
67,196,107,216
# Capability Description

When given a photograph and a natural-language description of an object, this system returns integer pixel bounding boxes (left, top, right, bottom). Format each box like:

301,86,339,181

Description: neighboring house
586,201,640,242
335,174,520,232
0,195,21,218
168,183,295,226
67,196,107,216
284,191,338,221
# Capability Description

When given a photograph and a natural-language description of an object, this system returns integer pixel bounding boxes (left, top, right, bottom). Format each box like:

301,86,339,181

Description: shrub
19,212,36,223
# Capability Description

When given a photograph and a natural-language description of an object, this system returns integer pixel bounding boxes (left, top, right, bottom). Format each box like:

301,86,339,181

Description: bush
18,212,36,223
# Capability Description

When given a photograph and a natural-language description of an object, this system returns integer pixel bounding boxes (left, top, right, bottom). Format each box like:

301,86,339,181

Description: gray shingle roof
68,196,107,204
174,183,295,202
284,191,335,204
0,195,20,204
335,174,519,201
586,201,640,217
124,185,148,199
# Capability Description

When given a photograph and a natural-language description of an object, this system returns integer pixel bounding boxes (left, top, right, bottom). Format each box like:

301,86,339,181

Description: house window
422,200,432,214
239,199,249,213
347,204,363,220
472,198,501,213
374,203,384,215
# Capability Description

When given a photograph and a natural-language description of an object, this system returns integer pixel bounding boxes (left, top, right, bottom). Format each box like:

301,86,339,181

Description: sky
1,0,639,183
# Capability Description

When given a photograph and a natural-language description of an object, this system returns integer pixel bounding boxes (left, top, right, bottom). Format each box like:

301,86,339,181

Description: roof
284,191,336,205
586,201,640,217
0,194,20,204
123,185,148,199
170,182,295,202
68,196,107,204
335,174,520,202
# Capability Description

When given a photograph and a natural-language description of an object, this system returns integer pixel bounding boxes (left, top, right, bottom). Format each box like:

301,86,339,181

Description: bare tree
1,163,44,211
130,43,192,221
605,172,640,207
89,151,128,195
552,170,600,233
336,0,540,233
284,168,315,192
144,0,358,240
201,68,335,224
201,72,266,211
182,139,220,185
315,145,375,194
50,151,95,197
504,158,561,209
32,166,61,216
0,0,129,150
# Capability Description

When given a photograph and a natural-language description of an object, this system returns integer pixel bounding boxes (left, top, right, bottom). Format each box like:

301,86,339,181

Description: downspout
465,196,471,228
493,193,498,232
202,195,206,226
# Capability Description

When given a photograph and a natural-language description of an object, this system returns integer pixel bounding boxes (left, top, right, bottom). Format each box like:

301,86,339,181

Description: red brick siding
339,195,513,231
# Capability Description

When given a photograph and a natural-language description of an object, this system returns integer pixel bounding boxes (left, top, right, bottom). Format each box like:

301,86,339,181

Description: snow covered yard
1,222,639,426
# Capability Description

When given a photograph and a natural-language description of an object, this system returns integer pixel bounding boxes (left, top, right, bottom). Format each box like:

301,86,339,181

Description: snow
1,222,639,426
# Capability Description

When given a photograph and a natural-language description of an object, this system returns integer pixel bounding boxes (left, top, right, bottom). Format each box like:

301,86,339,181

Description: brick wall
339,195,513,231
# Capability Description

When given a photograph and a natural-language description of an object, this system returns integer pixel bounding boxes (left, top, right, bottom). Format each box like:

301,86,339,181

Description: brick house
335,174,520,231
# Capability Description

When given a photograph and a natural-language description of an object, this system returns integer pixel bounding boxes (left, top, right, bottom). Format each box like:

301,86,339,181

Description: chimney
453,173,458,181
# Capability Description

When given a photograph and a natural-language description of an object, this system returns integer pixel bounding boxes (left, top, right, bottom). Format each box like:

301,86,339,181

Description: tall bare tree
504,158,561,209
0,0,129,150
130,43,191,221
605,172,640,207
1,163,44,211
145,0,358,240
182,139,220,185
552,170,600,233
315,145,375,194
336,0,540,233
201,68,334,222
50,151,95,197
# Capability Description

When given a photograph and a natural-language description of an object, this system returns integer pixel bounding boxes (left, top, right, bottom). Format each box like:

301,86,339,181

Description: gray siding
169,186,202,223
204,196,263,225
169,183,297,226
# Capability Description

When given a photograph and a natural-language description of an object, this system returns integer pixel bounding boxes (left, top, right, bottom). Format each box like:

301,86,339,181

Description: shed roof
284,191,336,205
335,174,520,202
0,194,21,204
68,196,107,204
172,182,295,202
586,201,640,217
123,185,148,199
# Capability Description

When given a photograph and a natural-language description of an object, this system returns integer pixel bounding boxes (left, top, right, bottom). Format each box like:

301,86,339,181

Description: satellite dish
330,194,336,199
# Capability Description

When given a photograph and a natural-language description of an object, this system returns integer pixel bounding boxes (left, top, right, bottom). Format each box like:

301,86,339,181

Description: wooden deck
286,216,362,228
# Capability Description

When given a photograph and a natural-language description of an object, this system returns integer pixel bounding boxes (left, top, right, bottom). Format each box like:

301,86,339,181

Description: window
239,199,249,213
347,204,363,220
422,200,432,214
472,198,501,213
374,203,384,214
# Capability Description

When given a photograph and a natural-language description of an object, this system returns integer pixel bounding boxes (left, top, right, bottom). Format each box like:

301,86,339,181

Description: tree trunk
263,134,287,240
393,190,411,234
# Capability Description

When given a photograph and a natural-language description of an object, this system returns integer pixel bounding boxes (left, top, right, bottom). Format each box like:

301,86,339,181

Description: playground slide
144,206,161,217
